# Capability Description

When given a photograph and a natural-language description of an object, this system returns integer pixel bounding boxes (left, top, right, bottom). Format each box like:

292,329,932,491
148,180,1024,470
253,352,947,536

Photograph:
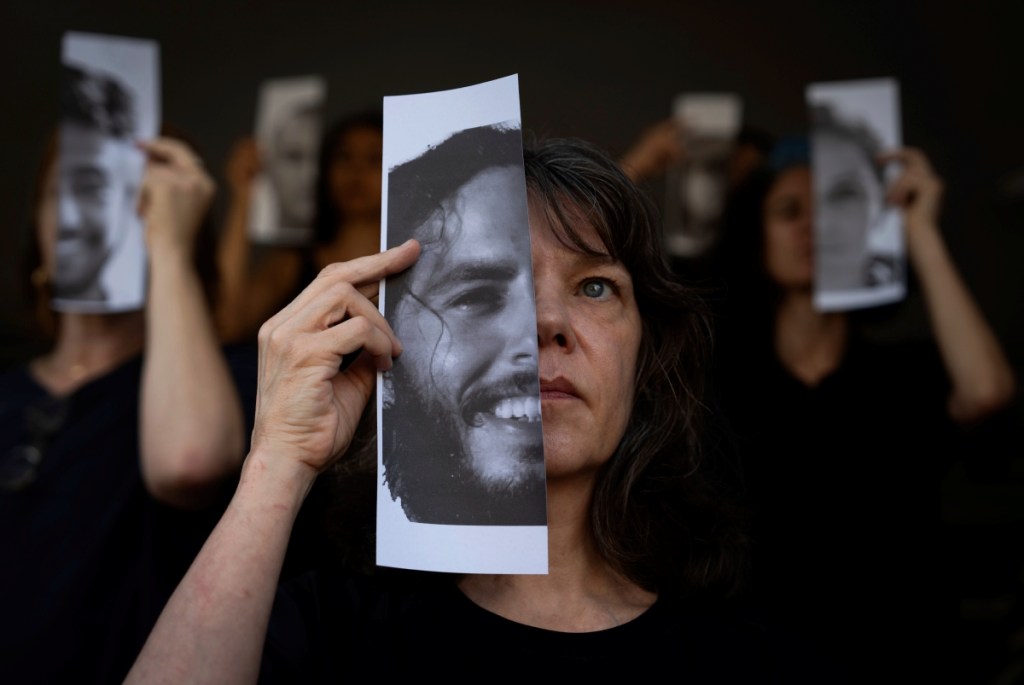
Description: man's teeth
492,396,541,422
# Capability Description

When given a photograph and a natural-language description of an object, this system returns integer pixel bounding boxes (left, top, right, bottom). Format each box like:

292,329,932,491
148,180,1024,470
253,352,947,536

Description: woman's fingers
137,136,216,253
137,137,206,171
267,239,420,329
876,146,943,223
311,312,401,372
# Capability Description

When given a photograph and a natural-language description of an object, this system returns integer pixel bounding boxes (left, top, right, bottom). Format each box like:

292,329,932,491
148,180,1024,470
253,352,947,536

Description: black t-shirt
260,567,832,683
0,343,258,684
713,329,963,683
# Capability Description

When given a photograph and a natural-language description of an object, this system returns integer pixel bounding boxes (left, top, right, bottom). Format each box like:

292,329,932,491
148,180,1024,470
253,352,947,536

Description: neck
458,473,656,632
774,290,848,386
31,311,145,395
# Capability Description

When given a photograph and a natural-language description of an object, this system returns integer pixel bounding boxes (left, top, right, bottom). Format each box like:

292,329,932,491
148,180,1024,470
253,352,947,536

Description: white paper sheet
807,78,905,311
248,75,326,245
53,31,159,313
376,74,548,574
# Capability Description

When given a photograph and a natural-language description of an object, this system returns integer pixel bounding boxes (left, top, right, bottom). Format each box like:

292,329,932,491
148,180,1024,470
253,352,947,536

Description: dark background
2,0,1022,678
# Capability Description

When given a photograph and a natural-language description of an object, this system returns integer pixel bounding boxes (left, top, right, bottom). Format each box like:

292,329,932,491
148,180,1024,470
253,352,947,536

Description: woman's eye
581,279,610,299
772,202,801,221
768,199,803,221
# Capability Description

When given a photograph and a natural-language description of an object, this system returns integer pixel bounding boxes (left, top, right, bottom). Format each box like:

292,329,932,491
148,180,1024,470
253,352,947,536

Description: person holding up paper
125,136,826,682
711,133,1017,682
216,110,384,344
0,130,253,684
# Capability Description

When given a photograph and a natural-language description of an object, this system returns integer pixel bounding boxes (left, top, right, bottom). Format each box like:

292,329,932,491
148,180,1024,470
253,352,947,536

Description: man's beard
383,370,547,526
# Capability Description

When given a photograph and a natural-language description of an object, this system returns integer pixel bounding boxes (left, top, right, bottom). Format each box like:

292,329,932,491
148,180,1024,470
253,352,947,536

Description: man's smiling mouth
492,396,541,422
464,395,542,426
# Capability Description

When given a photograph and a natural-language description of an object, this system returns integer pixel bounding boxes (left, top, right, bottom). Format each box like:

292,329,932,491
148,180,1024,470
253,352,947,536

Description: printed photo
807,78,905,311
377,74,548,575
248,75,326,245
663,92,742,258
54,31,159,313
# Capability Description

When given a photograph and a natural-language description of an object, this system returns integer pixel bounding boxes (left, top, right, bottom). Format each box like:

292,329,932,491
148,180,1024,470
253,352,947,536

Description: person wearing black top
127,136,824,683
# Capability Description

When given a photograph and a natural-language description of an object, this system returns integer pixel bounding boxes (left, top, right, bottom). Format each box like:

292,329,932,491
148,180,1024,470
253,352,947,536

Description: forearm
142,249,246,508
126,453,314,685
908,220,1017,423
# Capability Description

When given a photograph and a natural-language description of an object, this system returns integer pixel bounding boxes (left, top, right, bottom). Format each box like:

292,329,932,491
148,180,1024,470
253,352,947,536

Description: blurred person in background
711,134,1016,684
0,127,255,684
216,109,383,345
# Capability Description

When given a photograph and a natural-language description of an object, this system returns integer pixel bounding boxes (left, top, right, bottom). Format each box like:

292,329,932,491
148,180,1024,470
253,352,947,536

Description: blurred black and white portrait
808,78,905,311
54,32,158,312
249,76,325,245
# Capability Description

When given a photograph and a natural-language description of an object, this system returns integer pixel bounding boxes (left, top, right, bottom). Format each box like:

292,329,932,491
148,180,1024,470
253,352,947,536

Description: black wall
2,1,1023,676
3,0,1022,393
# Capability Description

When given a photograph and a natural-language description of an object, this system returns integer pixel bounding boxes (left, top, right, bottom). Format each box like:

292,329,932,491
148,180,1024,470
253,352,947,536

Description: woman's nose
534,284,576,352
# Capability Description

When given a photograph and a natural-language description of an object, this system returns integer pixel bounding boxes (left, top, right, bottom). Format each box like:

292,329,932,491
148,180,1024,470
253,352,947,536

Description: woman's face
813,132,883,291
329,126,383,221
530,202,642,485
762,165,815,290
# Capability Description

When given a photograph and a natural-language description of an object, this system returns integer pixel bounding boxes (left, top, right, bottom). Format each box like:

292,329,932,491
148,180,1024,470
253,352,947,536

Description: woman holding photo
126,137,826,683
711,134,1017,683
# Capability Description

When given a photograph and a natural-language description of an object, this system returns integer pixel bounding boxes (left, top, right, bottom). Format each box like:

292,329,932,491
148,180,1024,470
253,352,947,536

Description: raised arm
882,147,1017,424
215,136,302,343
618,117,686,183
137,137,247,509
125,240,420,685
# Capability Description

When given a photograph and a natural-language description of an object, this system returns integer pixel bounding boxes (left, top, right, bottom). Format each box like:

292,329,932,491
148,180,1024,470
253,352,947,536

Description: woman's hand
137,137,216,258
879,147,944,233
619,118,687,183
249,240,421,481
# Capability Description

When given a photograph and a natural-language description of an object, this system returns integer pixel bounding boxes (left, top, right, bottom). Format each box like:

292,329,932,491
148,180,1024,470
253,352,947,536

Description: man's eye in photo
825,179,865,204
72,181,109,201
448,285,505,313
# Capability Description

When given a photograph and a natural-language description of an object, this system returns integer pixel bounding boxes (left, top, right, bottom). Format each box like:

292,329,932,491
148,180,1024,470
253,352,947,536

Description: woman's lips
540,377,578,400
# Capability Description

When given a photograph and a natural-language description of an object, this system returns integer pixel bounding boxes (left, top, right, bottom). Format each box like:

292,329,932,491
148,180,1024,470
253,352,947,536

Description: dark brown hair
312,109,384,245
523,137,748,597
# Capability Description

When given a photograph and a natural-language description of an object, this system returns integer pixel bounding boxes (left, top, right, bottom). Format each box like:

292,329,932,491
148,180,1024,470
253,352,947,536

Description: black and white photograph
662,92,742,258
377,74,548,574
248,75,325,245
807,77,905,311
54,31,158,313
